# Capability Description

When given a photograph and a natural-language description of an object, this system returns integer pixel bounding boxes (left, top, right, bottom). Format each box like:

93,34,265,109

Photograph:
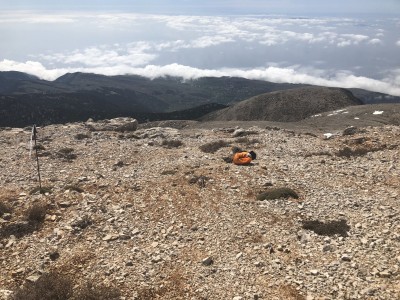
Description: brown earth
0,117,399,300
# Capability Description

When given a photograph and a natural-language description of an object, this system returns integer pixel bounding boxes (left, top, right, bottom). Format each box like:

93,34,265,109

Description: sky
0,0,400,96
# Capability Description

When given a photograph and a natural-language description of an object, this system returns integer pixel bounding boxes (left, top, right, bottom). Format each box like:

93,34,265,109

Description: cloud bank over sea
1,12,399,95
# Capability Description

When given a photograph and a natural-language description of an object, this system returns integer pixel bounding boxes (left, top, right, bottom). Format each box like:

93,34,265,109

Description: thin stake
33,124,42,189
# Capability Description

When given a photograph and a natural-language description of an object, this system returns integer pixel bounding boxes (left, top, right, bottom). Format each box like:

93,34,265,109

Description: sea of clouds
0,12,399,95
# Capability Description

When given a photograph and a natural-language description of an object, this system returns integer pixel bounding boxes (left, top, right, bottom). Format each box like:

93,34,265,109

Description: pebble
202,257,213,266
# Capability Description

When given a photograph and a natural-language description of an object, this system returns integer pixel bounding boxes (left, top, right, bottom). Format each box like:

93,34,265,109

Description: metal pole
33,125,42,189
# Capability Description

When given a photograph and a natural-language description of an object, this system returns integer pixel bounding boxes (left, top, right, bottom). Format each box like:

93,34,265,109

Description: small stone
233,297,243,300
26,275,40,283
5,239,14,248
119,234,131,240
341,254,352,262
236,252,243,260
2,213,11,220
151,255,162,263
49,251,60,261
59,201,72,208
202,256,213,266
12,268,25,276
125,261,133,266
151,242,159,248
379,270,391,278
254,261,263,267
103,234,118,241
322,244,335,252
310,270,319,276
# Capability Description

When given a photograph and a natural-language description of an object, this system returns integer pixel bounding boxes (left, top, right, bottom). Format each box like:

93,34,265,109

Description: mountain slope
201,87,363,122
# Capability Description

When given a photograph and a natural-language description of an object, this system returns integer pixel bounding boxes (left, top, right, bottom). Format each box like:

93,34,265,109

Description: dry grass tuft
12,271,73,300
30,186,52,195
26,202,47,223
199,140,230,153
257,188,299,201
161,139,184,148
135,269,192,300
73,282,121,300
336,144,387,158
56,147,77,161
74,133,90,140
0,201,12,216
278,284,306,300
235,137,261,145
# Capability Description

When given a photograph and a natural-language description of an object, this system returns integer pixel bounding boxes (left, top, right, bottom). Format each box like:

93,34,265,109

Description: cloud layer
0,12,399,96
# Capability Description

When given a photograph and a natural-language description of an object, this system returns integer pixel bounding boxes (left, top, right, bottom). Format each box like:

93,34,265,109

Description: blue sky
2,0,400,15
0,1,400,95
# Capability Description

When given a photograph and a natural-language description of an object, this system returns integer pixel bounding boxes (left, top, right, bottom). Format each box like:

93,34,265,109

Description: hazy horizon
1,1,399,95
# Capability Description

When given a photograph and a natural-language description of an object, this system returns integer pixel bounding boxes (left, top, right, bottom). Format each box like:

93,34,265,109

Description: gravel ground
0,120,399,300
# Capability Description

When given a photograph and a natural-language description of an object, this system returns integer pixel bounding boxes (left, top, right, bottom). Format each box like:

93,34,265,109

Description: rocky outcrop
85,117,138,132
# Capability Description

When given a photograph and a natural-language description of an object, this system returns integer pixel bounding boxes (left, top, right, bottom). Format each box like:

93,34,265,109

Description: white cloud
1,59,400,97
190,35,234,48
337,40,352,47
368,38,382,45
0,59,68,80
396,40,400,46
0,12,77,23
40,43,157,67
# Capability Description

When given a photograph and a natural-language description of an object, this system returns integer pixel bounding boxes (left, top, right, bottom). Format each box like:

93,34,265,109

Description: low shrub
33,144,45,151
256,188,299,201
161,139,184,148
12,273,122,300
30,186,52,195
64,185,84,193
13,272,73,300
72,215,93,231
278,284,306,300
74,133,90,140
73,282,121,300
302,219,350,237
234,137,261,145
0,222,38,239
199,140,229,153
0,201,12,216
56,148,77,161
26,202,47,223
336,144,387,158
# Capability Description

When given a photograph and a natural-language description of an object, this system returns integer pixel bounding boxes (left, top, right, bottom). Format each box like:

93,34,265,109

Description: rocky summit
0,119,399,300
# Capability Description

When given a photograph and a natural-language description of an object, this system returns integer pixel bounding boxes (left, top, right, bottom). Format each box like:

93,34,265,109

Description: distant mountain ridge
0,71,399,127
201,87,363,122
